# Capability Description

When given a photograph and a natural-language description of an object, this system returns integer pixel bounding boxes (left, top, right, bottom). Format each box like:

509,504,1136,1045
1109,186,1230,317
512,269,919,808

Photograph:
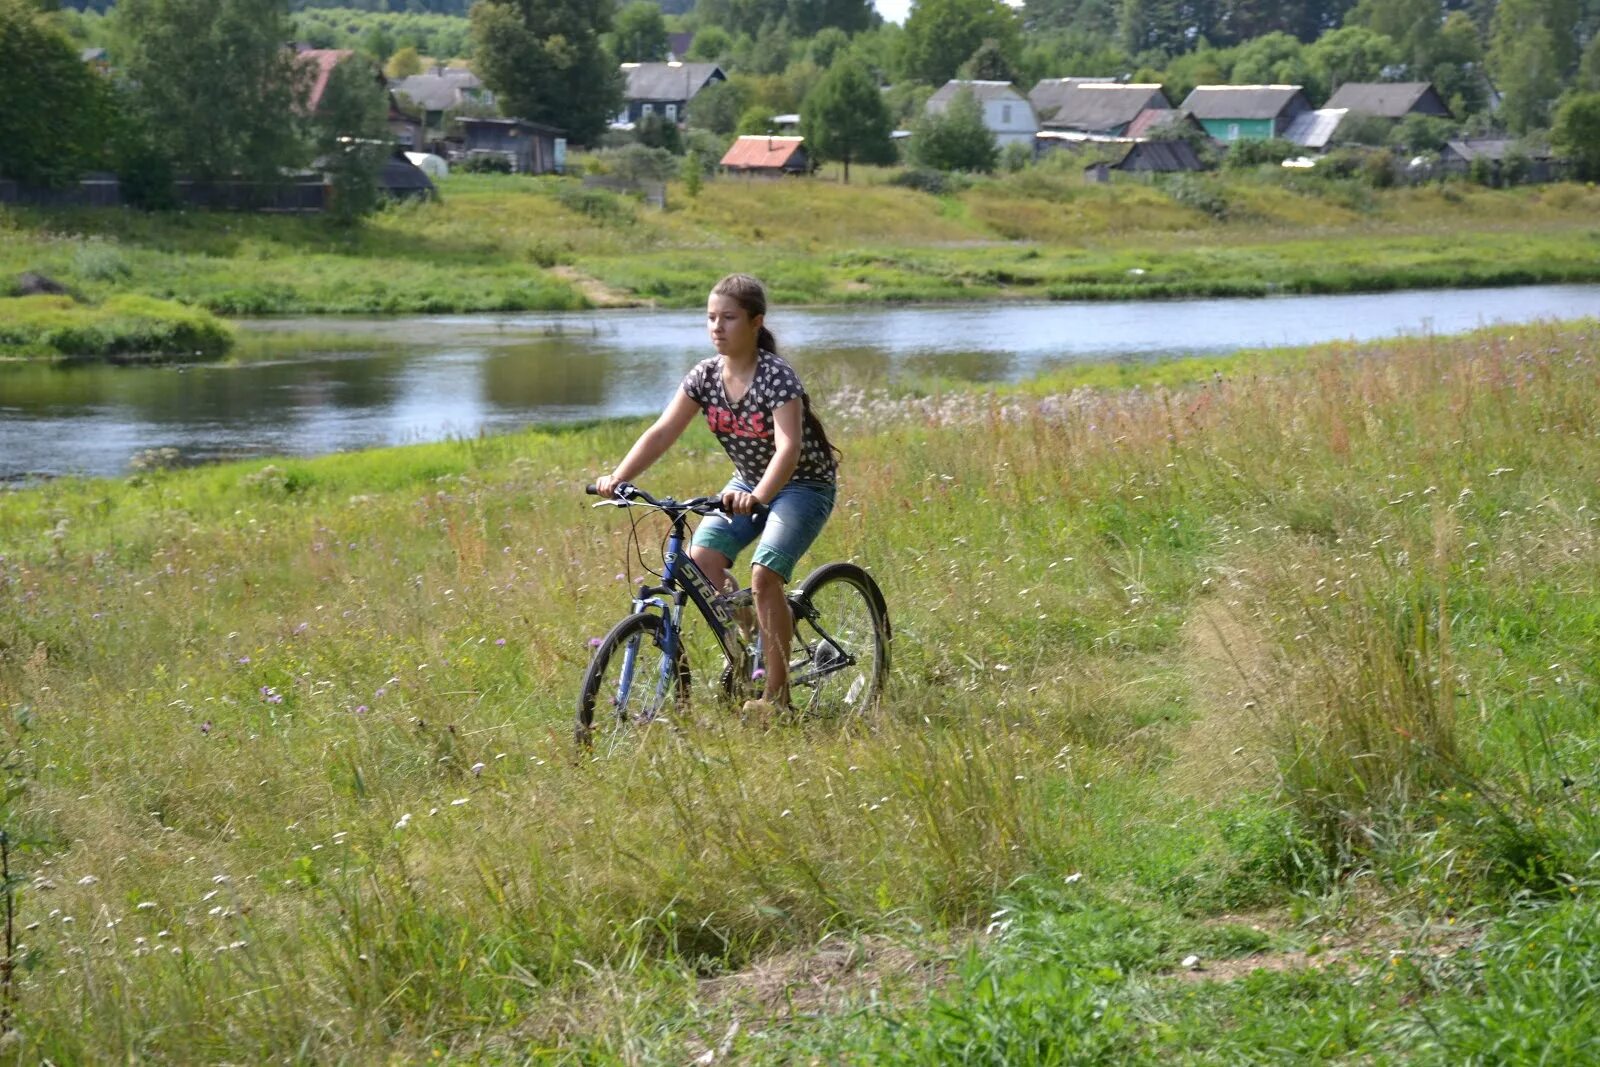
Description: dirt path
550,266,640,308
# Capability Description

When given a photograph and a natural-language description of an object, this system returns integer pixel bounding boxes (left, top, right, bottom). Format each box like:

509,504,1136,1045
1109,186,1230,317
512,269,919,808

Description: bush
1162,173,1230,218
1222,137,1298,170
889,166,974,195
456,154,513,174
907,88,997,173
999,141,1034,173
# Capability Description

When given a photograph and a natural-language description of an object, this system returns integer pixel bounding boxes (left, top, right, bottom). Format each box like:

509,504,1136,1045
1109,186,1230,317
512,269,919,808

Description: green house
1179,85,1312,142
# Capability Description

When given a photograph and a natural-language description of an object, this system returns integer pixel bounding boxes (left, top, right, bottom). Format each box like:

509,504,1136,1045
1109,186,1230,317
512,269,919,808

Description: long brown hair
710,273,841,468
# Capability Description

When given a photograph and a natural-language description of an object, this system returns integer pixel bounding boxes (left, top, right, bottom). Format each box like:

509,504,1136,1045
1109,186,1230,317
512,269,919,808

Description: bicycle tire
789,562,891,720
576,612,690,748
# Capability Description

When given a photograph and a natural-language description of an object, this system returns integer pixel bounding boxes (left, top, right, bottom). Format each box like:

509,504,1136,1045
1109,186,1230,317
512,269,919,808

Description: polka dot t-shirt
680,351,837,486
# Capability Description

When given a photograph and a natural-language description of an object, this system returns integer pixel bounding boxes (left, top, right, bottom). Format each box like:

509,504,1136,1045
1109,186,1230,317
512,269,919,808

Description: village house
1324,82,1452,121
1030,81,1172,137
460,117,565,175
925,80,1038,148
391,67,494,144
618,61,725,126
1283,108,1348,150
719,135,810,176
1441,138,1564,183
1181,85,1312,141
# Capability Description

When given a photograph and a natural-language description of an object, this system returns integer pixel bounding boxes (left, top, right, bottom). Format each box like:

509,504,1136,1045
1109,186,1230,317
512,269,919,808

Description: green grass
0,293,235,361
3,171,1599,314
3,320,1600,1059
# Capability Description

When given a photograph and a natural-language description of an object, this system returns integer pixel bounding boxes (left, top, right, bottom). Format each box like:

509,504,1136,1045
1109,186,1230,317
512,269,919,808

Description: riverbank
3,170,1598,314
0,293,234,361
3,321,1598,1059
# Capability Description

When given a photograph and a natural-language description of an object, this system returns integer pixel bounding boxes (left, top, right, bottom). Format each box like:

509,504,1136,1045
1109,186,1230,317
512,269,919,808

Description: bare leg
690,545,752,634
752,563,791,707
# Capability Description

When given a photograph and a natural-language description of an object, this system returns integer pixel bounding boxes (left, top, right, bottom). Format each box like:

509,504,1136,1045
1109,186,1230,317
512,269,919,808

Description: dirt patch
696,933,952,1019
549,266,640,308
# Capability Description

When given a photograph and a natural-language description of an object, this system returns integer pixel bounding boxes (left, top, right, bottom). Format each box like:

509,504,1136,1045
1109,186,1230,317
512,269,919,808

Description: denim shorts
691,477,836,583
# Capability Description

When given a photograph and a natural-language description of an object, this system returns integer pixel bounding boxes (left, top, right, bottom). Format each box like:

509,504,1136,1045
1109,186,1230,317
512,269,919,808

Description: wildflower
237,656,250,665
77,875,98,886
470,762,485,777
588,637,603,648
394,813,412,829
495,638,507,647
451,798,468,806
355,705,368,714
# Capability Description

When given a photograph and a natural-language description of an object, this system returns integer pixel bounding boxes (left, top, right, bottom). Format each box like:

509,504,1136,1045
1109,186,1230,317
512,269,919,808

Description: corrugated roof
621,62,724,102
1033,83,1169,130
1181,85,1306,120
719,135,806,170
1324,82,1446,118
1444,138,1554,162
1284,108,1347,148
927,80,1026,111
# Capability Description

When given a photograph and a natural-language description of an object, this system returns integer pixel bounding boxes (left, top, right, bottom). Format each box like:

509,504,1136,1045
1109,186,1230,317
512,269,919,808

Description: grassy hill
2,320,1599,1059
3,168,1599,315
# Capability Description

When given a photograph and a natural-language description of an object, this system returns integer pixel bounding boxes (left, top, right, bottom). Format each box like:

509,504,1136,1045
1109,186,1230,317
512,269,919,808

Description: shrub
1222,137,1298,170
456,154,513,174
889,166,974,195
907,87,998,173
1163,173,1229,218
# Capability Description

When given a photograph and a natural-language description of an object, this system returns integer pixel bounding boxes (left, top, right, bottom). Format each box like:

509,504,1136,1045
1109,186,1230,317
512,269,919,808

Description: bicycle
577,482,890,749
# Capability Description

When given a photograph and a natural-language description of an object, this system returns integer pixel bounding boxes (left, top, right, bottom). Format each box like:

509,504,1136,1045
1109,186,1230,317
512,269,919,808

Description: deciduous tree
309,54,391,222
800,58,895,182
908,86,997,171
470,0,621,146
1488,0,1562,131
0,0,109,186
612,0,667,61
902,0,1020,86
113,0,308,184
1552,90,1600,178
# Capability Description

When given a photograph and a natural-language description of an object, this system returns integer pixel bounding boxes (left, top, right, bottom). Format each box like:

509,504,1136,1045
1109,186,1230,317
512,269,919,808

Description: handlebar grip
585,484,599,496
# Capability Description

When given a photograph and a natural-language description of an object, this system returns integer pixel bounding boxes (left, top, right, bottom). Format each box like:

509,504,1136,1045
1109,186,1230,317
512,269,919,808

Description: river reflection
4,284,1600,479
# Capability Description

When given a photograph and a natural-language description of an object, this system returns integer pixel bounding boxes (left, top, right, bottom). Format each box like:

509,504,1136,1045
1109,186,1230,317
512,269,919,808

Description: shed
1324,82,1451,120
1111,139,1205,174
1180,85,1312,141
1441,138,1562,183
1032,82,1171,135
619,61,725,126
460,118,565,175
719,135,809,176
926,80,1037,148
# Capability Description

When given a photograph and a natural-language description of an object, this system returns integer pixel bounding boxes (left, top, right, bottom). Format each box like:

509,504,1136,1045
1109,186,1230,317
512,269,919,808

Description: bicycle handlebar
585,483,768,520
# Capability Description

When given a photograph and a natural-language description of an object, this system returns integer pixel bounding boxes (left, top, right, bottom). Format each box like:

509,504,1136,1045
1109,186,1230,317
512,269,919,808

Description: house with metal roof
1030,82,1172,136
1284,109,1348,150
1180,85,1312,142
1324,82,1451,120
460,118,565,175
618,61,725,126
719,135,809,176
1083,138,1207,182
925,80,1037,148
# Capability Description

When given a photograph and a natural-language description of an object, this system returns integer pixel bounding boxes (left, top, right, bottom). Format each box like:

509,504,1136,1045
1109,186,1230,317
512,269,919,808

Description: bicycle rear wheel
576,613,690,749
789,562,891,720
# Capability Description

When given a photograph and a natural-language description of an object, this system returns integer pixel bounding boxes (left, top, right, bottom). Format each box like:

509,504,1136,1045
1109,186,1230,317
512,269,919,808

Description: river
4,284,1599,480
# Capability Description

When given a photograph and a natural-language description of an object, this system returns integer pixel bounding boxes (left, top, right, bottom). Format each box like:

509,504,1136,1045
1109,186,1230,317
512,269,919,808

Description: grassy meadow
2,169,1599,315
1,319,1599,1060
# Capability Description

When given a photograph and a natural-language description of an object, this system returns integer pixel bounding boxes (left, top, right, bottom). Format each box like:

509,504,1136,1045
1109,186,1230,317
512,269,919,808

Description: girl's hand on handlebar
594,474,623,498
721,490,764,515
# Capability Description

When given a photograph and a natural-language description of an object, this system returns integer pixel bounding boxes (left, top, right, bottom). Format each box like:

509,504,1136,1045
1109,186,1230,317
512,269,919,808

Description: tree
1425,11,1486,115
902,0,1021,86
470,0,621,146
1488,0,1562,132
800,59,895,182
612,0,666,61
113,0,308,184
360,23,395,64
1230,32,1315,98
909,86,997,171
310,55,390,222
386,44,424,78
686,78,747,133
0,0,109,186
786,0,877,36
1305,25,1397,96
1552,91,1600,179
958,37,1018,82
686,24,732,62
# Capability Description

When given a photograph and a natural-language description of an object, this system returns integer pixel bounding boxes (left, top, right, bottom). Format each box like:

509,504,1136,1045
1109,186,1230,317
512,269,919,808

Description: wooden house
460,118,565,175
618,61,725,126
1180,85,1312,142
1324,82,1452,120
719,135,809,176
925,80,1038,148
1031,81,1172,136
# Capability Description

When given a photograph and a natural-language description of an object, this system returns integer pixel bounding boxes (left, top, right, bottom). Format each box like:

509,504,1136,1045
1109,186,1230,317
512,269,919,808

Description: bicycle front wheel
790,562,891,721
576,613,690,748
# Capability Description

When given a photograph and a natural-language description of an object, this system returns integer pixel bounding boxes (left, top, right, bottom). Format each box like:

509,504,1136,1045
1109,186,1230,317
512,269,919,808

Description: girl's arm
596,388,700,496
727,398,802,513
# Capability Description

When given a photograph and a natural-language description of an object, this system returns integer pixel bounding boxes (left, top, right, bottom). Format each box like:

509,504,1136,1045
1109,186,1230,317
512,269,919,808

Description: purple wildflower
355,705,368,714
495,638,506,647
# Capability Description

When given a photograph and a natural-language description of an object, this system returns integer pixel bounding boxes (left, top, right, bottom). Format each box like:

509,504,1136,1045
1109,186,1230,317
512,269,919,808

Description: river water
4,284,1599,480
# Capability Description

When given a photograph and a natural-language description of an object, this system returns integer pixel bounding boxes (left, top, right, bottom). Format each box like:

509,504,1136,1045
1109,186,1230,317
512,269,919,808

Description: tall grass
2,320,1600,1057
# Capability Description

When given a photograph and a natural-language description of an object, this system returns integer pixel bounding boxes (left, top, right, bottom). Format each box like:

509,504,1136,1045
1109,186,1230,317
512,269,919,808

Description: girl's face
707,293,762,359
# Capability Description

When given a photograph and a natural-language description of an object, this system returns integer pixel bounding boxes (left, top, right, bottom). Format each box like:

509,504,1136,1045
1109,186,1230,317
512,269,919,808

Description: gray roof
391,71,486,112
1032,82,1169,130
1114,139,1204,172
927,80,1026,111
621,62,724,102
1181,85,1308,120
1444,138,1553,162
1324,82,1450,119
1284,108,1347,149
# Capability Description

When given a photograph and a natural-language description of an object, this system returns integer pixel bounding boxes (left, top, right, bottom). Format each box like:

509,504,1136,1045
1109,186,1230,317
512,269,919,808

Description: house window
665,103,677,121
642,103,654,115
1227,123,1240,141
1002,104,1012,124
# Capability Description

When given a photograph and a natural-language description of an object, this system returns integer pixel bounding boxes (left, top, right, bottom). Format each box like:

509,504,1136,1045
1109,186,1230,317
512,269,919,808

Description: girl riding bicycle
593,273,839,716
